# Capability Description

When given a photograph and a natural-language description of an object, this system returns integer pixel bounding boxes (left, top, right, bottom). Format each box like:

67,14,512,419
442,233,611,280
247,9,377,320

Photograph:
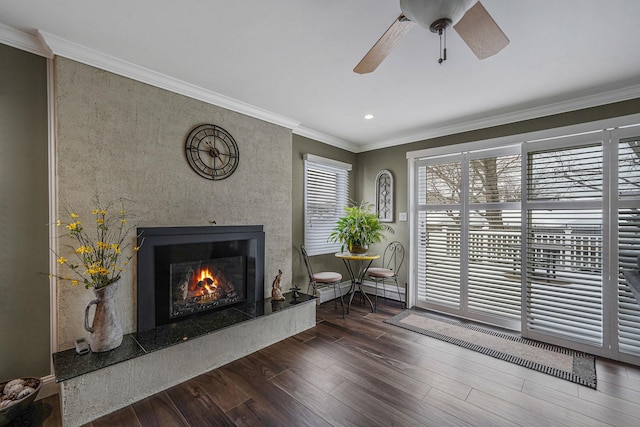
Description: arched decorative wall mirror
375,169,394,222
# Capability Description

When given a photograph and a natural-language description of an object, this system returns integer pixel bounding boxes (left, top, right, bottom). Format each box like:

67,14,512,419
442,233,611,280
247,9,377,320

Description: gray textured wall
54,58,292,350
355,145,408,289
0,43,50,379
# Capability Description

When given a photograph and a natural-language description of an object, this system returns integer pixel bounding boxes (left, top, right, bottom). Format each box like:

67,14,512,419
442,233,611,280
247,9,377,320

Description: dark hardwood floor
40,299,640,426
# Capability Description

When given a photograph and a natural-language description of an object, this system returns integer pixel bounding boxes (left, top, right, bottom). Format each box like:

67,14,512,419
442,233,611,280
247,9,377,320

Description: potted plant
329,201,393,254
50,196,141,352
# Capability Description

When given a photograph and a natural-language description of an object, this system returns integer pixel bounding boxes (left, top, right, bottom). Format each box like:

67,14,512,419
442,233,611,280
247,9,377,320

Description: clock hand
197,147,221,158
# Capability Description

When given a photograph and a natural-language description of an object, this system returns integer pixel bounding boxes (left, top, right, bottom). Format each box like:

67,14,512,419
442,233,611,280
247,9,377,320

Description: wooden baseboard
36,374,59,400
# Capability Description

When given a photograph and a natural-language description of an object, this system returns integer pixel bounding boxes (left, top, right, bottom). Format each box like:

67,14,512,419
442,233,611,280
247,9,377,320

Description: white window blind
410,117,640,362
417,158,462,308
416,151,523,326
468,153,522,321
303,154,351,256
526,142,604,345
617,135,640,356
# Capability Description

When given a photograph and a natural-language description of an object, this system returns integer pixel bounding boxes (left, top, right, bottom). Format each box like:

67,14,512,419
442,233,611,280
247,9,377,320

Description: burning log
174,267,192,301
211,266,237,298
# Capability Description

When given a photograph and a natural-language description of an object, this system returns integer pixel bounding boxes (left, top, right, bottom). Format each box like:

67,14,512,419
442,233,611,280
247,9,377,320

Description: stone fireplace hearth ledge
53,292,316,427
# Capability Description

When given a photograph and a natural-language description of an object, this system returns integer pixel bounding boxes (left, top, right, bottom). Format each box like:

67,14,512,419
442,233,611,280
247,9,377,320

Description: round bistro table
335,252,380,314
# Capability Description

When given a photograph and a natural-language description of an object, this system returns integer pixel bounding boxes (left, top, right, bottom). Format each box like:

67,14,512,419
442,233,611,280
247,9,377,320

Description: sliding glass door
416,147,522,330
412,122,640,362
417,155,462,310
523,135,604,348
467,150,521,325
615,128,640,362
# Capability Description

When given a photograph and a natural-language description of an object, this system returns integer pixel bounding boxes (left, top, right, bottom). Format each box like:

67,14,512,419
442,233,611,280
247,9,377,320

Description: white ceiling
1,0,640,152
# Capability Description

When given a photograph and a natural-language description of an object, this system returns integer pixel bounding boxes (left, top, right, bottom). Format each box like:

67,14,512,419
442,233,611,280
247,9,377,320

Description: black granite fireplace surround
136,225,265,332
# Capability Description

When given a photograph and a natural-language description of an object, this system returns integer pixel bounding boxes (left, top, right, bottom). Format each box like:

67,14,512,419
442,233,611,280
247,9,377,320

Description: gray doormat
385,309,597,389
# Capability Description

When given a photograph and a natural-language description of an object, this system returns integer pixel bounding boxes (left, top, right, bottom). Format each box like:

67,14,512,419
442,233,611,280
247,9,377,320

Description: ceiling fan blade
354,14,415,74
454,1,509,60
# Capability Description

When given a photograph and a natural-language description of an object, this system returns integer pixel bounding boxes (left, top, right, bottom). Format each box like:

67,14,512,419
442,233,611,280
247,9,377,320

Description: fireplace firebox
136,226,265,332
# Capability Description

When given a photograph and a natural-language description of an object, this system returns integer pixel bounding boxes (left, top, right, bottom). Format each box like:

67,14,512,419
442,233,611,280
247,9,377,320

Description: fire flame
197,267,213,283
197,267,217,293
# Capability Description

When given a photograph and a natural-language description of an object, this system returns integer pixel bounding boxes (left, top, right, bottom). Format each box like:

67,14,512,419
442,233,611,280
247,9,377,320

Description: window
415,148,521,328
303,154,351,256
417,156,462,309
617,133,640,358
525,140,604,345
409,117,640,364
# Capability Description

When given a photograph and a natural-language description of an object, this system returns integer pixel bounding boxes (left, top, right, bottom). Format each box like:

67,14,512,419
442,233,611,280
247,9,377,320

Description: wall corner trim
0,23,51,57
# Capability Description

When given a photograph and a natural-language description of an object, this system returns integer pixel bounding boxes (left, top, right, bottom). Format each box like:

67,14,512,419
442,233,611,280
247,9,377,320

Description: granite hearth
52,292,316,427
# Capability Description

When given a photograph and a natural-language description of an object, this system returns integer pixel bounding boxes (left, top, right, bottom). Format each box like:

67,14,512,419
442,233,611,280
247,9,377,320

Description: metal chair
301,245,345,318
365,241,405,310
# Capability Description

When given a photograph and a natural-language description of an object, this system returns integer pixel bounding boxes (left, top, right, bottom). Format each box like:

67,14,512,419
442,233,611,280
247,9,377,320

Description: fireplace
136,226,265,332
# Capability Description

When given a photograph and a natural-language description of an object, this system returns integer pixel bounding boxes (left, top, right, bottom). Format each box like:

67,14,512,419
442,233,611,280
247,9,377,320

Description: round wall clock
185,124,239,180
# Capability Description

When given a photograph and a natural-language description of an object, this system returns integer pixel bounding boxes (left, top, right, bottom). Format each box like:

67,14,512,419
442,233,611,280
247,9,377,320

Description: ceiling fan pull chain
438,27,447,64
443,27,447,62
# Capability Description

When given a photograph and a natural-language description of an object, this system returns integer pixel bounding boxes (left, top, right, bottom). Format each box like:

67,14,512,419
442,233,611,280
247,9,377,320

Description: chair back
382,241,404,277
301,245,315,281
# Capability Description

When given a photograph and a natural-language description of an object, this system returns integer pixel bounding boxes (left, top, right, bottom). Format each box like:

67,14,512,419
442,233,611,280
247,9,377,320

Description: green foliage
329,201,393,253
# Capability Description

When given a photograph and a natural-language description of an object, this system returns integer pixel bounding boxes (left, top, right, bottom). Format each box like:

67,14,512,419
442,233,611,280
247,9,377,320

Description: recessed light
364,114,374,120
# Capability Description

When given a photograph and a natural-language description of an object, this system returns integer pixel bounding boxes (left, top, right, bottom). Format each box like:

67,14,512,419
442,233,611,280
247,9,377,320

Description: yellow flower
67,221,82,231
134,246,140,252
52,198,141,289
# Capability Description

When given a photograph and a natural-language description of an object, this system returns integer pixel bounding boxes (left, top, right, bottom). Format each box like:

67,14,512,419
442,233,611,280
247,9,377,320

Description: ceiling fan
354,0,509,74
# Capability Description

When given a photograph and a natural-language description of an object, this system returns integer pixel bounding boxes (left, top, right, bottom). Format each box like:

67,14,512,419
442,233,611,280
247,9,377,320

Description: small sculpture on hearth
290,284,301,302
271,269,285,301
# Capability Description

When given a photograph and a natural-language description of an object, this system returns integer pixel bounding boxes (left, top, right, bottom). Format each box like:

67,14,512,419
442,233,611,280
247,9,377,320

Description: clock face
185,124,239,180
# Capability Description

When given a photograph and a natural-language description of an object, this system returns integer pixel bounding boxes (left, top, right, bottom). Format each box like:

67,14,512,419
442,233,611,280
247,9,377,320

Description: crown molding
0,23,51,57
293,126,359,152
6,27,639,155
362,81,640,152
37,31,302,131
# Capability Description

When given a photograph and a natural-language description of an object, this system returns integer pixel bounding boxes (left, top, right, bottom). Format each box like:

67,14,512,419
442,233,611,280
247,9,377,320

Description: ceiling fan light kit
354,0,509,74
399,0,472,30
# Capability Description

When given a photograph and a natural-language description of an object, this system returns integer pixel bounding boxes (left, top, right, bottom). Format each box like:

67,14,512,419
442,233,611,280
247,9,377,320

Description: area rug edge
384,309,597,389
